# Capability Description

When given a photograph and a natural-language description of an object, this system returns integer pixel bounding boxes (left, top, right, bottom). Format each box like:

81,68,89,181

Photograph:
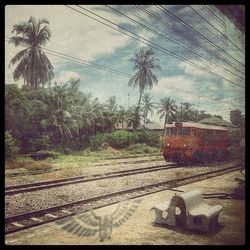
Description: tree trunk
162,113,168,138
137,91,143,109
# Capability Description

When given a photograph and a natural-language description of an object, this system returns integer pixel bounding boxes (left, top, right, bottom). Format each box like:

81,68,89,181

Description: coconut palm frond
39,18,50,25
9,36,30,47
9,48,29,66
12,58,28,81
37,25,51,46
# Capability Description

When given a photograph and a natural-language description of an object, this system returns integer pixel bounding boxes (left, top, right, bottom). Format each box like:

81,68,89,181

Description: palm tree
35,84,80,141
128,48,161,109
127,105,141,130
176,102,194,122
9,16,54,89
157,97,177,137
117,105,127,129
141,93,156,129
103,96,119,131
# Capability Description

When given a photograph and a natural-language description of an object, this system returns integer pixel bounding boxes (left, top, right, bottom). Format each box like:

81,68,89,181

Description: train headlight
167,143,170,147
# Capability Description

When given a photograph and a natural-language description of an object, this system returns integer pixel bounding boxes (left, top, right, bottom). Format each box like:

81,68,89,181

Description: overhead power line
205,5,245,45
157,5,245,67
6,36,243,109
5,36,132,78
188,5,244,54
106,5,244,81
135,5,245,76
65,5,244,88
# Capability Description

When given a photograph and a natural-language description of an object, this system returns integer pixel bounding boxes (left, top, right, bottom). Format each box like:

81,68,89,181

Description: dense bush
89,130,161,149
5,131,20,159
136,131,161,147
28,132,51,152
107,130,139,149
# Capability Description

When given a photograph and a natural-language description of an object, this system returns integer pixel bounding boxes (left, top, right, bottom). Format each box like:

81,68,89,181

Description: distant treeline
5,80,243,158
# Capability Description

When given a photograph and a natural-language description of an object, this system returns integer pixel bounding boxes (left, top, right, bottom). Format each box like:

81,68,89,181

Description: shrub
28,132,51,152
89,133,108,150
107,130,139,149
126,143,159,154
89,130,161,150
136,131,161,147
5,131,20,159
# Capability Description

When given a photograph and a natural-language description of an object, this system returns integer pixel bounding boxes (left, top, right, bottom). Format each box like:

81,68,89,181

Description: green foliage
28,132,50,152
126,143,159,154
230,109,245,127
126,106,141,130
89,130,160,150
108,130,139,149
5,84,33,139
136,131,161,147
9,16,54,88
89,133,106,150
5,131,20,159
6,78,235,156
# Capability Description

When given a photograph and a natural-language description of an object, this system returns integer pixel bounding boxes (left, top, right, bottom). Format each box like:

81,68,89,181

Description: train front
162,122,196,163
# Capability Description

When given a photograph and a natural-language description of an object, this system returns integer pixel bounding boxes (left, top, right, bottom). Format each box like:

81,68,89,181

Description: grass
5,145,162,175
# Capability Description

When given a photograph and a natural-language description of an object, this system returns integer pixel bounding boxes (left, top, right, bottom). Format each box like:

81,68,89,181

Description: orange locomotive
163,122,230,163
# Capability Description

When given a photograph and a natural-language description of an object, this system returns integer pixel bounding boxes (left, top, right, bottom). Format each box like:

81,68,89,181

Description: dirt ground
5,170,245,245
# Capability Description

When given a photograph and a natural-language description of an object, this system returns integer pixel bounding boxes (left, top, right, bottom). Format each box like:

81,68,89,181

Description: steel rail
5,164,241,235
5,162,177,195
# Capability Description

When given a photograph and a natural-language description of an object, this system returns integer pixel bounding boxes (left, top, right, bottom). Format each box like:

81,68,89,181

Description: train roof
165,122,228,131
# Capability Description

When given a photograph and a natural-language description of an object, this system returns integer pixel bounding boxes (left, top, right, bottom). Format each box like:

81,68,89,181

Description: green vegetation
5,81,233,158
6,17,242,163
5,131,20,159
126,143,159,154
89,130,160,150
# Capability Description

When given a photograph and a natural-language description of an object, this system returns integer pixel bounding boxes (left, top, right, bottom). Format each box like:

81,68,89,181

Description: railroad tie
30,217,43,222
11,222,24,227
61,210,71,214
45,213,58,218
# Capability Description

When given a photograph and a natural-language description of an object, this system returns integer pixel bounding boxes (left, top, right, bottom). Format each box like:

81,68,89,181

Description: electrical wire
66,5,244,88
157,5,244,67
135,5,245,75
189,5,244,54
106,5,244,81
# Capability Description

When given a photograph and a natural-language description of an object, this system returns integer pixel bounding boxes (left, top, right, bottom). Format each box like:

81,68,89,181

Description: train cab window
177,128,191,136
167,127,177,136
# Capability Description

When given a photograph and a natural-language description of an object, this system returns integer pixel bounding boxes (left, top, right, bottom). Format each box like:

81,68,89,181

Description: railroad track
93,156,163,167
5,164,241,235
5,162,177,195
103,153,162,160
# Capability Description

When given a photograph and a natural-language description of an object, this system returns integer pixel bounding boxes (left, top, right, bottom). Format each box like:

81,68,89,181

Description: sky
5,5,245,122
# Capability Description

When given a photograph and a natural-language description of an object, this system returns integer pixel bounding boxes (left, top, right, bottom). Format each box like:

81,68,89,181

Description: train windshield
166,127,177,136
177,128,191,136
166,127,191,136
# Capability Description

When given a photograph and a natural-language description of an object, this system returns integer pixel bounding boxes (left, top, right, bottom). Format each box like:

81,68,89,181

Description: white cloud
178,58,245,86
5,5,132,82
152,76,197,99
56,71,80,83
136,29,157,48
